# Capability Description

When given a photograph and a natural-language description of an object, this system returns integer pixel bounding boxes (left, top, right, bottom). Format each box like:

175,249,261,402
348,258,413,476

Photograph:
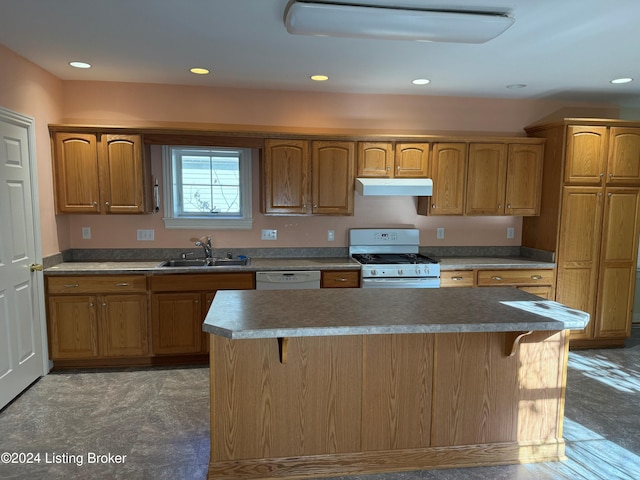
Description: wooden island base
207,330,569,479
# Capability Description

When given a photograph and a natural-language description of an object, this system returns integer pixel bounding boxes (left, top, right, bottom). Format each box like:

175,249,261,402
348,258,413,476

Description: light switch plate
507,227,515,239
436,227,445,240
82,227,91,239
261,229,278,241
137,229,155,241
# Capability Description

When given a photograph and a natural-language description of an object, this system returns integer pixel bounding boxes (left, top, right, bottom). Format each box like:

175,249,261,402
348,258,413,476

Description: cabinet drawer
477,269,554,286
440,270,475,287
321,270,360,288
47,275,147,294
150,273,255,292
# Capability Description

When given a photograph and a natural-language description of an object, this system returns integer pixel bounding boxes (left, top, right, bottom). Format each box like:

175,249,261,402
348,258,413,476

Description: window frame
161,145,253,230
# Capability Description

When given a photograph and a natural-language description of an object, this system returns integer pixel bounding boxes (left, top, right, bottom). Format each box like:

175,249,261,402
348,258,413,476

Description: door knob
29,263,43,271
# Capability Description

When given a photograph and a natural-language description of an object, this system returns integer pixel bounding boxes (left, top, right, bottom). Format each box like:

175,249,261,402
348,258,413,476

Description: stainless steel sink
163,259,210,267
210,258,250,266
161,257,250,267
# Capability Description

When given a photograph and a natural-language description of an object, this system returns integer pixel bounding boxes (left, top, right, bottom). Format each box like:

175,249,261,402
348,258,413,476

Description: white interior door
0,107,47,410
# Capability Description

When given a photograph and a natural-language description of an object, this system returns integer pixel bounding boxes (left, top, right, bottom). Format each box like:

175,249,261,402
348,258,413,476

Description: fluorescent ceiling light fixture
69,61,91,69
310,74,329,81
190,67,210,75
284,1,515,44
611,77,632,84
412,78,430,85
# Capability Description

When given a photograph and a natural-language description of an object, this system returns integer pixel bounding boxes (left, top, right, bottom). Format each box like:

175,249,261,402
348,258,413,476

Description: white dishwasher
256,271,321,290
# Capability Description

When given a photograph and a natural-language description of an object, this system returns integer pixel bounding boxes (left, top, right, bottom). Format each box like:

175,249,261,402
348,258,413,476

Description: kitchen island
203,287,588,479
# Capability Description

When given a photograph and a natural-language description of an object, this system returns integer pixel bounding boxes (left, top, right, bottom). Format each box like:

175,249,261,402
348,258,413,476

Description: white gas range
349,228,441,288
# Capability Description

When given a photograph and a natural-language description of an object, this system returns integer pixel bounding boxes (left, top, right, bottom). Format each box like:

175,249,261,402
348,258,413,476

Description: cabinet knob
64,283,79,288
101,303,107,307
531,275,543,280
507,204,511,209
609,173,614,179
432,204,437,209
195,300,199,304
105,201,110,207
116,283,130,287
89,303,94,308
498,204,502,209
600,173,604,178
92,202,98,207
451,276,464,281
491,276,503,281
608,192,612,197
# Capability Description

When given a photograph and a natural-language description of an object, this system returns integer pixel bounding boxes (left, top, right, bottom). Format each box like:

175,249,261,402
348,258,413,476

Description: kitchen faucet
193,236,213,259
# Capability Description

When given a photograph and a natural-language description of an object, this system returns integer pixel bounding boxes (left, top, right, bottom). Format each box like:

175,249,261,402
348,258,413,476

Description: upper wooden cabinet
565,125,640,185
465,143,507,215
418,143,467,215
465,143,543,216
262,139,309,215
52,132,149,214
262,139,355,215
357,142,429,178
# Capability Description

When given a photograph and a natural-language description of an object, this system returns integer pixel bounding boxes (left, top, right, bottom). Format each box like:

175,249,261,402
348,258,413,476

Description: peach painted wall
0,44,66,257
58,80,621,250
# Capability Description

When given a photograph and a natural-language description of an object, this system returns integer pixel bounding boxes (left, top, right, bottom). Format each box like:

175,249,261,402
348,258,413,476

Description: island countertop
203,286,588,339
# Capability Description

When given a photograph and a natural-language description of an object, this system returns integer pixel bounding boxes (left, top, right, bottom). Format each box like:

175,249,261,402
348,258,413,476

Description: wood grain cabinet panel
357,142,429,178
439,270,474,287
263,139,355,215
505,143,544,215
465,143,507,215
357,142,394,177
320,270,359,288
565,126,609,185
418,142,467,215
311,141,355,215
607,127,640,184
394,143,429,177
52,132,148,214
262,139,309,214
48,295,99,359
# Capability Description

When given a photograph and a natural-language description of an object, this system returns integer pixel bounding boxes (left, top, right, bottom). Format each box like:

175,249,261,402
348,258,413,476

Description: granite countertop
202,287,588,339
44,257,361,275
438,257,555,270
43,255,555,275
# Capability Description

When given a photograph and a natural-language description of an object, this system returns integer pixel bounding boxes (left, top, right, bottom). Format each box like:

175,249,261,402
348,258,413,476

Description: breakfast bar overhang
202,287,589,480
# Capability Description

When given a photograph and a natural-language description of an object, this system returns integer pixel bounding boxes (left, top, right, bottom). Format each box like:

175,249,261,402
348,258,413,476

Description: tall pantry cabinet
523,120,640,348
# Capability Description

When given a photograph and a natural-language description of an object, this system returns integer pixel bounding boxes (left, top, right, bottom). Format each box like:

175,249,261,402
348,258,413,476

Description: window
162,146,253,229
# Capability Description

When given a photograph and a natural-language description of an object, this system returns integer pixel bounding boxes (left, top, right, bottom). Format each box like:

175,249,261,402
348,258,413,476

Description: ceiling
2,0,640,107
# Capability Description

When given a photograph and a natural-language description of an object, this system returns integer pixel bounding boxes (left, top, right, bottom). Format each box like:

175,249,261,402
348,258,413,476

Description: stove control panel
361,264,440,278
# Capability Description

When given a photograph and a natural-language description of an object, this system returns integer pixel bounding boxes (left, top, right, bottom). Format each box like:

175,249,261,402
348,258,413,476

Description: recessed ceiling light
412,78,431,85
69,61,91,69
506,83,527,89
190,67,210,75
611,77,633,84
310,75,329,81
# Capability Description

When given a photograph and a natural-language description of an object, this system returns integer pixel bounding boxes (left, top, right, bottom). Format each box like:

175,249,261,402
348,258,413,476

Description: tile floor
1,326,638,480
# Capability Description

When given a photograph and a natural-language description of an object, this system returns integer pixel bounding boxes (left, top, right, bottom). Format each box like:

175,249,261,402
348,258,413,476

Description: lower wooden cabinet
149,273,254,356
46,275,149,360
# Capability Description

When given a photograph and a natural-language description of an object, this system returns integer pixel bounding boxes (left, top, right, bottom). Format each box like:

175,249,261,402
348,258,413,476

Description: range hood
355,178,433,196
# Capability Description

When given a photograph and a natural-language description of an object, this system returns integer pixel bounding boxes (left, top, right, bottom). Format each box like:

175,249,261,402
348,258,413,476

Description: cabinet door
505,144,544,216
465,143,507,215
53,132,101,213
594,188,640,339
151,293,202,354
48,295,99,359
311,141,355,215
555,187,604,340
357,142,393,177
100,134,146,213
428,143,467,215
263,139,309,214
99,294,149,357
565,126,608,185
394,143,429,178
607,127,640,185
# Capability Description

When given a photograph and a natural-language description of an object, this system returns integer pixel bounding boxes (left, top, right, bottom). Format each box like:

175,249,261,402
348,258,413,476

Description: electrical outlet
327,230,335,241
137,229,155,241
261,229,278,241
82,227,91,239
507,227,515,239
436,227,445,240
